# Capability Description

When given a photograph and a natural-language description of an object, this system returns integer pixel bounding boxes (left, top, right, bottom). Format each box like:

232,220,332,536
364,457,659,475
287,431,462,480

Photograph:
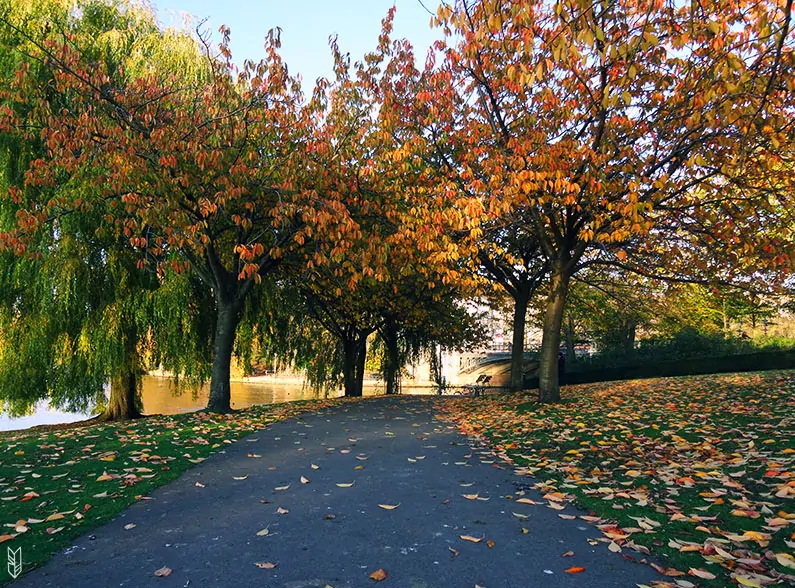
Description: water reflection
141,376,381,414
0,376,384,432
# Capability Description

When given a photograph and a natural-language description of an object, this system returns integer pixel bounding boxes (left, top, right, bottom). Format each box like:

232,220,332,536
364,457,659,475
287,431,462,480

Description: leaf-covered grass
435,371,795,587
0,399,341,585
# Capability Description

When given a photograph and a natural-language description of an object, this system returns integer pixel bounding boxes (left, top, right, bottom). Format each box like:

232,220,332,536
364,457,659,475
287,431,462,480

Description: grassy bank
435,371,795,587
0,399,340,584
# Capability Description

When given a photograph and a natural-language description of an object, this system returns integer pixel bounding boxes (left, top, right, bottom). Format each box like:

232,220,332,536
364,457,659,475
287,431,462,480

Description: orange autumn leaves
435,371,795,587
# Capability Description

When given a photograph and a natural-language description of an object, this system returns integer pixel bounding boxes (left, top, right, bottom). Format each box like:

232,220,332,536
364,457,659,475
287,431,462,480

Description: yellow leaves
96,471,114,482
734,575,762,587
256,528,270,536
774,553,795,570
512,512,529,519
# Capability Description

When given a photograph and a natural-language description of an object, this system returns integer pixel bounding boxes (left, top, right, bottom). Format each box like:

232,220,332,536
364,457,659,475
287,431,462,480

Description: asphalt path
15,396,662,587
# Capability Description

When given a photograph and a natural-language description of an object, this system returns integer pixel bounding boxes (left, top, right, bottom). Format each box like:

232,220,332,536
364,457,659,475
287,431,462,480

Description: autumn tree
0,0,214,419
0,1,366,412
426,0,794,402
295,14,483,397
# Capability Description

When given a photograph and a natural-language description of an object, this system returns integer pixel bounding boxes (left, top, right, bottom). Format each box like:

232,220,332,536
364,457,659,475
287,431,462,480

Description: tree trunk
342,336,360,397
99,326,142,421
101,366,142,421
354,335,367,397
207,302,241,413
538,269,571,403
383,323,401,395
510,291,530,392
625,319,636,352
565,315,576,362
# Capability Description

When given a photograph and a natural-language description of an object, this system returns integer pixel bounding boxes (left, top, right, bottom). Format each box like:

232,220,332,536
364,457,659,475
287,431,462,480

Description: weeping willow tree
0,0,212,420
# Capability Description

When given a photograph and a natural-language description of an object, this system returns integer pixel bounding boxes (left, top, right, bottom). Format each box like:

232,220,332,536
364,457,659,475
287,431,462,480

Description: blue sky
152,0,443,89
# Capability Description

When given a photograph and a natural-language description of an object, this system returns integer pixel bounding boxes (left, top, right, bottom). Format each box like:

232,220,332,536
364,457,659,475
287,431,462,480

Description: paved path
16,397,662,587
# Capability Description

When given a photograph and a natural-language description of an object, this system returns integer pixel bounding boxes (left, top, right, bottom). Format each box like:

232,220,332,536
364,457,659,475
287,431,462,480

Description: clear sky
152,0,443,89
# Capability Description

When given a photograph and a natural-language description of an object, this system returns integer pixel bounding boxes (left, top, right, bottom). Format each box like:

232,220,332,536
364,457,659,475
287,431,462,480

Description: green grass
435,371,795,587
0,399,340,585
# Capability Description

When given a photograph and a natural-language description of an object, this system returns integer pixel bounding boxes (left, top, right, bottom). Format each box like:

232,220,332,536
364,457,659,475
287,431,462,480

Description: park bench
454,374,492,397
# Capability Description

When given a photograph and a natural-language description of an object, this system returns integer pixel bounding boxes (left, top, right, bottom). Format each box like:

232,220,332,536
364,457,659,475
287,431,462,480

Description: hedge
523,349,795,389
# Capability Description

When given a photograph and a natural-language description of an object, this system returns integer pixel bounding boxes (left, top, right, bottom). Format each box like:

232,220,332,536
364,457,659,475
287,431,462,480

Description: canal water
0,375,385,432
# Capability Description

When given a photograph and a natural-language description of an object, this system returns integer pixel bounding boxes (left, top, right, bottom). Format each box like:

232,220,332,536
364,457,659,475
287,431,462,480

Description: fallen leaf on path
449,546,459,557
562,551,574,557
154,566,172,577
276,507,289,515
378,504,400,510
233,475,248,481
195,482,205,488
311,464,320,469
301,476,310,484
512,512,529,519
274,485,290,491
256,528,269,536
369,568,388,581
487,539,495,548
565,566,585,574
124,523,136,530
336,482,354,488
460,535,485,543
255,562,277,569
515,498,540,505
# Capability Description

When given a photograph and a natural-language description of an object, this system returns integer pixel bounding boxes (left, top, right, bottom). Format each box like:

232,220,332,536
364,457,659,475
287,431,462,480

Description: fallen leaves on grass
434,371,795,587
